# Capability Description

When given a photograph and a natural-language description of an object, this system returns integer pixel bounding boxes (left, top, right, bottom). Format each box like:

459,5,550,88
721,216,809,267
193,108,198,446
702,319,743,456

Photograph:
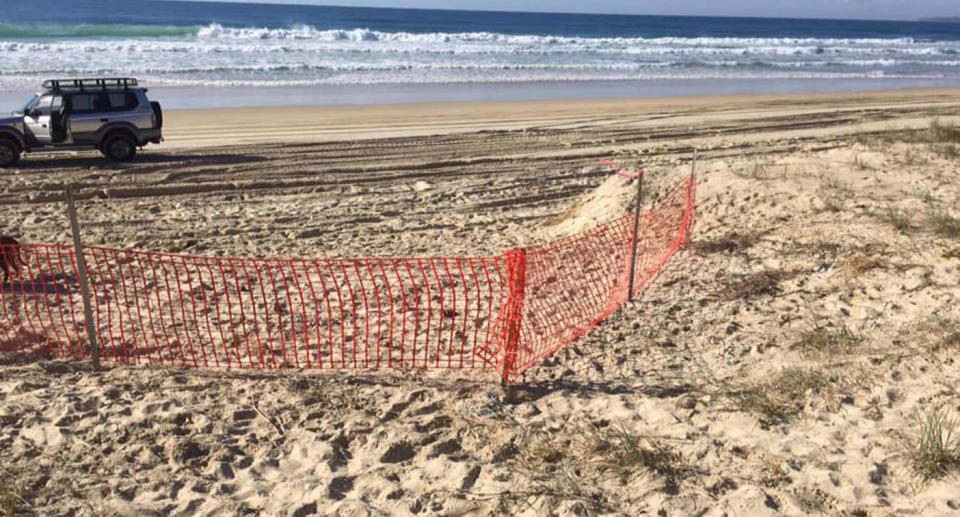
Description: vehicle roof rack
42,78,139,92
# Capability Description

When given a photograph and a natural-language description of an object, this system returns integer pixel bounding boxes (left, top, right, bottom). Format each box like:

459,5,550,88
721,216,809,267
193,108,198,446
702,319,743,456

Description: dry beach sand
2,88,960,515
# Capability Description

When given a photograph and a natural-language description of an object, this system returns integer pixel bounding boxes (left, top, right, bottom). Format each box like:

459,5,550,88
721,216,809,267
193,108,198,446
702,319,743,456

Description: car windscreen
20,94,39,114
35,94,53,116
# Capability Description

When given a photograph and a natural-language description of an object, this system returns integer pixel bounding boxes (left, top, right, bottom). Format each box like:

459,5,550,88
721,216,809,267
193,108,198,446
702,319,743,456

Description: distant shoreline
918,17,960,23
3,78,958,112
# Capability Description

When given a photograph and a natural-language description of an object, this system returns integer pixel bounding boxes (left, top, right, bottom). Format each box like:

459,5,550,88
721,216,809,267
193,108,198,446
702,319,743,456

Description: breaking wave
1,22,958,89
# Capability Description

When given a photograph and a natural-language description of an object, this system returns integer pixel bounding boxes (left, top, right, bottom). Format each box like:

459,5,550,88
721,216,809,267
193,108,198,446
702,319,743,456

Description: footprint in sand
380,441,416,463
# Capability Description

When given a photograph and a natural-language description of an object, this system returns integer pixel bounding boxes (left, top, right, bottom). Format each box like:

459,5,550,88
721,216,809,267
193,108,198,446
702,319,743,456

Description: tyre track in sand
2,91,958,259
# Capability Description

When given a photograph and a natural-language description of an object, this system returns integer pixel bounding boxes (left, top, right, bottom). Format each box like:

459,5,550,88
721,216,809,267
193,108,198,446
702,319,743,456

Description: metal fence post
500,248,526,385
684,149,698,247
66,186,99,370
626,169,645,302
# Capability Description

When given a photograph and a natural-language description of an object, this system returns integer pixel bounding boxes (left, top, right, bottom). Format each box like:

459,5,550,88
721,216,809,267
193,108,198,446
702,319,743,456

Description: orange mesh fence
0,175,694,381
504,175,695,379
1,248,508,370
0,244,87,358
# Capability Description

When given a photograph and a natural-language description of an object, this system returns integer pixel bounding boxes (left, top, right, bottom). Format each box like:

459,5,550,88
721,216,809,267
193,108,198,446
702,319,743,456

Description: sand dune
2,88,960,516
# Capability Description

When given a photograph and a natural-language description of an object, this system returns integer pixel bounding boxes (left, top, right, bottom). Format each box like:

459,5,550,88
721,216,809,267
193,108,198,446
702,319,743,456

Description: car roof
37,88,147,95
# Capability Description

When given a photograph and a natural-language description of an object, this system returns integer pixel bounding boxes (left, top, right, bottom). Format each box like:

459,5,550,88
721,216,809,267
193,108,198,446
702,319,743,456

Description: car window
70,92,137,113
107,92,137,111
70,94,98,114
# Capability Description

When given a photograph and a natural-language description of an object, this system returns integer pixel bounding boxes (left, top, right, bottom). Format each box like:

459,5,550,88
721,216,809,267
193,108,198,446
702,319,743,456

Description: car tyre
0,139,21,167
102,134,137,162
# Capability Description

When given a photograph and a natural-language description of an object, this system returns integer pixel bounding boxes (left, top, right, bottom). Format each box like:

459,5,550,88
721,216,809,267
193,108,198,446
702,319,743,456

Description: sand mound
547,168,638,238
547,163,692,240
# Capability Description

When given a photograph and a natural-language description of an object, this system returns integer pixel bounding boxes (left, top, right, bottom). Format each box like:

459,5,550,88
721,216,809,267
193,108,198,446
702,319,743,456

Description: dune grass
508,421,693,510
585,423,688,480
909,407,960,481
855,118,960,154
874,206,915,233
929,118,960,144
731,368,838,426
925,207,960,240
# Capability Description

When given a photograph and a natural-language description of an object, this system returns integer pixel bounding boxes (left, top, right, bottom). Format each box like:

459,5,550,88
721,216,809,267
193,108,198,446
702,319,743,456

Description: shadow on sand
1,274,75,295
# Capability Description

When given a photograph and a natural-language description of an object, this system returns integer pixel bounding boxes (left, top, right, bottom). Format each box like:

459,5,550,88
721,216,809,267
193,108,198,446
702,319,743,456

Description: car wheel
0,140,20,167
102,134,137,162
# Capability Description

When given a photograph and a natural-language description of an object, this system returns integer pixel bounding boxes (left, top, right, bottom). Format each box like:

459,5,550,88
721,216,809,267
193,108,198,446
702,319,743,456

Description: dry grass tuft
510,463,605,510
816,174,853,212
721,270,796,301
908,407,960,481
0,484,15,517
916,188,938,206
734,162,775,181
809,240,843,259
901,146,930,165
852,131,891,148
929,118,960,144
920,316,960,352
0,468,26,517
758,460,792,488
731,368,838,425
874,206,914,233
585,423,690,481
932,144,960,159
855,118,960,148
510,421,693,507
843,254,888,276
694,231,763,255
926,207,960,239
798,323,863,355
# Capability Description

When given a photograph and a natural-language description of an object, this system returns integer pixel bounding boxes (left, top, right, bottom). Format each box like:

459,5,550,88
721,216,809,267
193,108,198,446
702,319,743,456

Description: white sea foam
192,24,928,47
0,23,958,90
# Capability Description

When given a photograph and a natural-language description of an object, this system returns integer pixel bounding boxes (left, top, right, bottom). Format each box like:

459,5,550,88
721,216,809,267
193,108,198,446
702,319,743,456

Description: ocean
2,0,960,108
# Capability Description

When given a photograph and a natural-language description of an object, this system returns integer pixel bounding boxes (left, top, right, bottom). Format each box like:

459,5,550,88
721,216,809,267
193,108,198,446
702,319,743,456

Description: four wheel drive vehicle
0,78,162,167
